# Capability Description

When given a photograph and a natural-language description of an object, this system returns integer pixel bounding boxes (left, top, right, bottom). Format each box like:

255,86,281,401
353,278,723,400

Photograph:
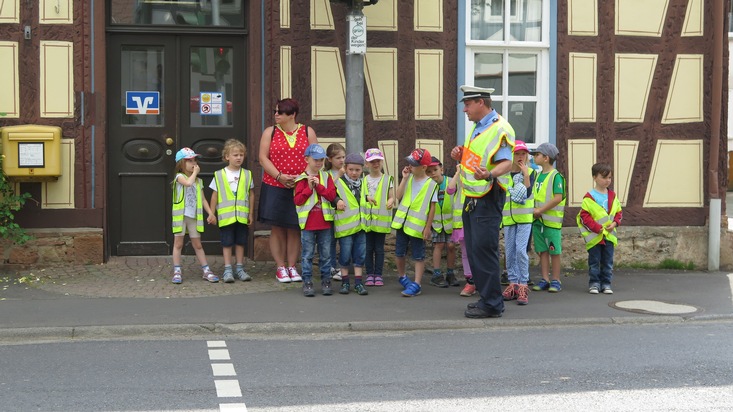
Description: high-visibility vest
333,178,364,238
214,168,252,227
431,177,454,234
295,171,335,229
172,174,204,234
362,174,394,234
391,175,437,238
451,184,465,230
532,169,566,229
576,195,622,250
460,115,515,198
502,169,536,226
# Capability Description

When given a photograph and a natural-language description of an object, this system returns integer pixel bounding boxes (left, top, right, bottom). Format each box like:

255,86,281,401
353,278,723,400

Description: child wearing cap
530,142,566,293
171,147,217,284
208,139,255,283
446,168,475,296
334,152,368,295
294,143,338,297
391,148,438,297
363,148,395,287
324,143,347,281
501,140,537,305
425,156,459,288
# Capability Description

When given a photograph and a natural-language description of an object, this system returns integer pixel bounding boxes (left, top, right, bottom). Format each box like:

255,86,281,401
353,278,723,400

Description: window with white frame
466,0,549,144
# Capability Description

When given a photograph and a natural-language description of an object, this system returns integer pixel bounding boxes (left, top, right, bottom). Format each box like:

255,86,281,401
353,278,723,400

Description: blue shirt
590,189,609,211
471,109,512,162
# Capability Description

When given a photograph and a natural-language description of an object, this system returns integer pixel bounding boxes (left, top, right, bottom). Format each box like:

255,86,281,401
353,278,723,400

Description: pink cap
513,140,529,153
364,148,385,162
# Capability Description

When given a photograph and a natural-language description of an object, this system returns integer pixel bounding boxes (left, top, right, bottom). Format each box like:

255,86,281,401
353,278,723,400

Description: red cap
405,148,432,167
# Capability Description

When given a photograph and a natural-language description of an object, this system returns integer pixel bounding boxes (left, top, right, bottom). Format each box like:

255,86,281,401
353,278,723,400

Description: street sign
347,14,367,54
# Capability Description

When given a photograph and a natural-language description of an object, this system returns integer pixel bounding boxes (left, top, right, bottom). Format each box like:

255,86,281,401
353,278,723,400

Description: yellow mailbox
1,125,63,181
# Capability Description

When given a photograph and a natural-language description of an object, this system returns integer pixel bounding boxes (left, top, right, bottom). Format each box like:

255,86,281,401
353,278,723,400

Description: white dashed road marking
208,340,247,412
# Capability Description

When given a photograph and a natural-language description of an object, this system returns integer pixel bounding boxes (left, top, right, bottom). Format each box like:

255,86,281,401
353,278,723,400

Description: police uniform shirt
470,109,512,163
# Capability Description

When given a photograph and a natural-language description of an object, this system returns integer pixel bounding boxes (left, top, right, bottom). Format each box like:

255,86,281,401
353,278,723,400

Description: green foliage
616,259,695,271
0,155,32,244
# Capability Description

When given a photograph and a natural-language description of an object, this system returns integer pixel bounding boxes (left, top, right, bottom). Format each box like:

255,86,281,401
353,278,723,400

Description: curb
3,314,732,343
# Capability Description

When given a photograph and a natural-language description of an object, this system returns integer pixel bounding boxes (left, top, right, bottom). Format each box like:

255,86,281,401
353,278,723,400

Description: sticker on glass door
126,91,160,115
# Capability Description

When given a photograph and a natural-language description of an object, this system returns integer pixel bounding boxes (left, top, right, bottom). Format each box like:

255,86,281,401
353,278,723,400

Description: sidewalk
1,256,732,341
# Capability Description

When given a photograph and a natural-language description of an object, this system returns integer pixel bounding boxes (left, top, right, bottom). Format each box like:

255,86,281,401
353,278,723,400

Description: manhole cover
610,300,701,315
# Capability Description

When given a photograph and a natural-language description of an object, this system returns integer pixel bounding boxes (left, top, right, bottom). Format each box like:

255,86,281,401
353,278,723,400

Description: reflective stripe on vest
532,169,566,228
333,178,364,238
215,168,251,227
460,116,515,198
431,177,454,234
362,174,394,234
295,171,335,229
576,195,621,250
391,176,437,238
451,184,465,229
172,175,204,233
502,169,536,226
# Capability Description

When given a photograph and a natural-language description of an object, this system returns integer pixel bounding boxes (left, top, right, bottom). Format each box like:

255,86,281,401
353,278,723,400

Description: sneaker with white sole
222,269,235,283
287,267,302,282
276,266,291,283
331,267,342,281
202,268,219,283
460,283,476,297
589,284,600,294
235,266,251,282
602,286,614,294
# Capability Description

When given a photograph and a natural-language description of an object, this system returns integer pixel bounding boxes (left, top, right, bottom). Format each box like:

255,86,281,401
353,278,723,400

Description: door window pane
471,0,543,42
508,54,537,96
120,47,164,126
474,53,503,95
507,101,536,143
111,0,244,27
190,47,233,127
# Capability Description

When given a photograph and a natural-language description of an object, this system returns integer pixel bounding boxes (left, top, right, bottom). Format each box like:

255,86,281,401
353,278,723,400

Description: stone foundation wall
0,228,103,266
256,226,733,271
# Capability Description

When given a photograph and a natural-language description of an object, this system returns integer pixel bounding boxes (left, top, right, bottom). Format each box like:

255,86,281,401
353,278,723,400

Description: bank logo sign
126,91,160,115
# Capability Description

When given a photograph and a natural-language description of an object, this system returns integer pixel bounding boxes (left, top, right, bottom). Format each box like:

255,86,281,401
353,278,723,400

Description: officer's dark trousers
463,187,505,313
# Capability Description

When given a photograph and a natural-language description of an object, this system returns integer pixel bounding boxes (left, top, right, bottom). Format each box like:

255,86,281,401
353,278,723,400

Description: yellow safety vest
295,171,335,230
172,175,204,233
460,115,515,198
502,169,536,226
391,176,437,238
431,177,454,234
451,184,465,230
333,178,365,238
576,195,622,250
215,168,252,227
362,174,394,234
532,169,566,229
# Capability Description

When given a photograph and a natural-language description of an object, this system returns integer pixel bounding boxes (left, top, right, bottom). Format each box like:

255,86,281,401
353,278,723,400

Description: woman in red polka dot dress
258,98,319,283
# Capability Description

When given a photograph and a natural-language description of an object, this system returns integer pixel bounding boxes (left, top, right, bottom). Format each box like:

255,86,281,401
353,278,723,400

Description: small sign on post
347,14,367,54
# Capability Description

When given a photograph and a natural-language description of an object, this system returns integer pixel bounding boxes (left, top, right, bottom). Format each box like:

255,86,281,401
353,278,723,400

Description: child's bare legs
396,256,406,277
551,254,562,281
223,245,233,266
414,260,425,285
539,251,550,281
172,236,184,267
234,244,245,266
432,242,444,272
446,242,456,269
190,237,209,267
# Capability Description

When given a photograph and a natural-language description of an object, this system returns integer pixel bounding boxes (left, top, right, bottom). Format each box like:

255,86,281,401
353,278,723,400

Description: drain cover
610,300,701,315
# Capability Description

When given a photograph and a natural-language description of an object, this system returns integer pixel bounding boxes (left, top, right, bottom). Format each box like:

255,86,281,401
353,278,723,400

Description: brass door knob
165,137,174,146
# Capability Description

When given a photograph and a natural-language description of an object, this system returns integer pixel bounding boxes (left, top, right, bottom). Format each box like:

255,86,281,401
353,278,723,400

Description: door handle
165,137,174,146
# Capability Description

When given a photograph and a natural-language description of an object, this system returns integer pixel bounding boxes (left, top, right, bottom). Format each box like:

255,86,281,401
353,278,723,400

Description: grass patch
616,259,694,270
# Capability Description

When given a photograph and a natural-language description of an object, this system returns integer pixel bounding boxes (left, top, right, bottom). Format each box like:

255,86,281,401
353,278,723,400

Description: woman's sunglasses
273,109,293,115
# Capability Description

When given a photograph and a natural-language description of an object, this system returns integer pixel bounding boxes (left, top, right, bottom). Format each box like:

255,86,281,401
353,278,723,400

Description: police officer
451,85,515,318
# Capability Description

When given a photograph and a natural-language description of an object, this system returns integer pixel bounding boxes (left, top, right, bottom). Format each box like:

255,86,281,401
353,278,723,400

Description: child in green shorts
530,143,566,292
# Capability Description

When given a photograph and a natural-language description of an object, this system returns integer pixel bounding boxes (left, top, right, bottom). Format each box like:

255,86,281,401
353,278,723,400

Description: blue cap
175,147,201,162
304,143,326,159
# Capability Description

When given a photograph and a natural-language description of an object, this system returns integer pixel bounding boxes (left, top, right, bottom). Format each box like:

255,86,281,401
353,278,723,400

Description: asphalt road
1,321,732,411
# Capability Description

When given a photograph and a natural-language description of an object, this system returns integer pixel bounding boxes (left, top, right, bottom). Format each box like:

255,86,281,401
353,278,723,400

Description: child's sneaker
172,272,182,284
287,267,302,282
339,282,350,294
401,281,421,297
516,284,529,305
203,268,219,283
460,283,476,297
222,268,235,283
502,283,518,300
322,279,333,296
235,266,251,281
364,276,375,286
532,279,550,291
331,267,342,281
354,283,368,295
589,284,600,294
276,266,291,283
548,279,562,293
601,285,613,294
430,274,448,288
398,275,410,289
445,271,460,287
373,276,384,286
500,270,509,285
303,281,315,297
